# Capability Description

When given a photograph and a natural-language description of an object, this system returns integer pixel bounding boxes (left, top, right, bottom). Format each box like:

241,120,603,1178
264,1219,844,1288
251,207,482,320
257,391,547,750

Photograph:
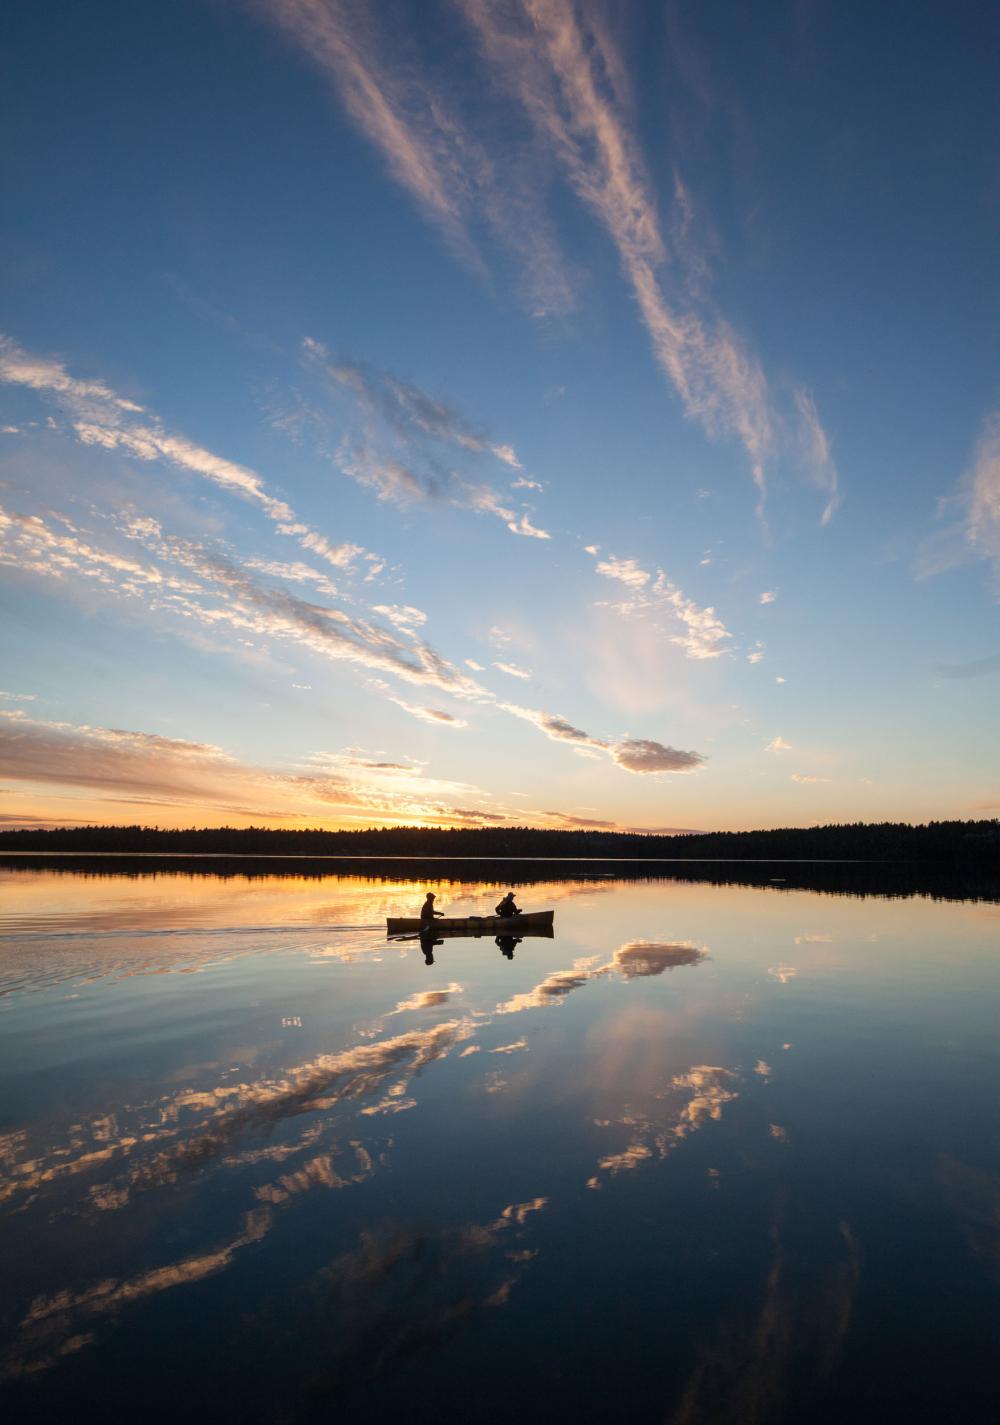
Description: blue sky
1,0,997,832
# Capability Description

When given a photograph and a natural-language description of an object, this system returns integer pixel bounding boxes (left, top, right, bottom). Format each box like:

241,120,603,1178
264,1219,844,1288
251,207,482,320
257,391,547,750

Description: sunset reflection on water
1,863,999,1423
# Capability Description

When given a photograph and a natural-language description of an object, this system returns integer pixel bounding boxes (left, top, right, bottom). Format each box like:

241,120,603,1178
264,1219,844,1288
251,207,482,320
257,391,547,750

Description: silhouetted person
495,934,521,960
495,890,521,919
420,891,443,924
419,927,442,965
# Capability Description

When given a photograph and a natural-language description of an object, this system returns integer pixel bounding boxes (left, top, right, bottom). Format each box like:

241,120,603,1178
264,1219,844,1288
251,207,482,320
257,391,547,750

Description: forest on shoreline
1,819,997,863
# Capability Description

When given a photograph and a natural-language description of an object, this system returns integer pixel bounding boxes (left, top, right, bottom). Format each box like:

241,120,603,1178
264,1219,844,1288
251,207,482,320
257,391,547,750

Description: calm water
1,861,998,1424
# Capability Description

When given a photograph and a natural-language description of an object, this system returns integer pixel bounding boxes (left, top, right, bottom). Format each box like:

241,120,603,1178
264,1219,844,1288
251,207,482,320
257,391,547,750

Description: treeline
1,819,997,863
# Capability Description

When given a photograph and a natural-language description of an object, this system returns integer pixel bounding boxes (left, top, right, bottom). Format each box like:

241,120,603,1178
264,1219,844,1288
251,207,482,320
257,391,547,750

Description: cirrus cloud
499,701,704,775
589,548,733,659
0,333,375,575
301,339,550,539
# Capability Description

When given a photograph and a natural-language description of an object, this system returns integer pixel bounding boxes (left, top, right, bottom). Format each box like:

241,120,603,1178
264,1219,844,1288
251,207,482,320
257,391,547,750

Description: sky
1,0,998,834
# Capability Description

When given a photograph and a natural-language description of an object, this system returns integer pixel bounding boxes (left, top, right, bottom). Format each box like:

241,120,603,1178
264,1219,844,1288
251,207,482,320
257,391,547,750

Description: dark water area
1,861,998,1424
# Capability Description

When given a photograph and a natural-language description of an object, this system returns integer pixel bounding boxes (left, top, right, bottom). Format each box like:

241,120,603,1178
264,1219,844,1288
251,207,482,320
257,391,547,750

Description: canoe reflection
414,923,549,964
418,927,442,965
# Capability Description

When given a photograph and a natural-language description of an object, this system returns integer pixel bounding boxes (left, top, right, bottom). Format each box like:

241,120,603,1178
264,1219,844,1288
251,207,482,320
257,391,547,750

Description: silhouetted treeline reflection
2,818,998,864
1,853,996,903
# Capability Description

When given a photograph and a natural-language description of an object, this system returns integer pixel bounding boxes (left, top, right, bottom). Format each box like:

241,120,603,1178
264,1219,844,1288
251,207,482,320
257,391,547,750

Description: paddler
420,891,443,924
494,890,521,919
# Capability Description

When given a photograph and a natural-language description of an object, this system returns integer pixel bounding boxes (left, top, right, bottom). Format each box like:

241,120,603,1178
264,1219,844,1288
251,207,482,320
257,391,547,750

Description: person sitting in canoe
420,891,444,924
494,891,521,919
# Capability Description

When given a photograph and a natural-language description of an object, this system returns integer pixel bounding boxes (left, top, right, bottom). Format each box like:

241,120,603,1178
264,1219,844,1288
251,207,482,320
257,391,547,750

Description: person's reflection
419,927,443,965
495,934,522,960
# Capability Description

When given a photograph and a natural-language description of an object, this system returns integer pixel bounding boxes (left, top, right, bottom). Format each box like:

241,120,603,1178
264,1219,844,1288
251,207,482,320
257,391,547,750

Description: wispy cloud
242,557,341,598
0,504,199,596
0,708,501,827
540,809,618,829
306,340,515,460
0,336,145,415
588,547,733,659
493,660,532,680
265,0,477,260
259,0,576,317
791,773,830,784
367,680,469,728
765,736,792,752
594,554,650,590
370,604,428,636
255,3,839,520
455,479,551,539
3,501,697,782
458,0,798,510
492,443,522,469
1,503,485,702
793,388,842,525
122,518,487,698
662,580,734,660
392,702,469,728
277,527,363,570
0,333,375,575
499,701,704,774
965,408,1000,576
74,422,295,524
759,589,777,605
918,407,1000,586
536,811,702,832
302,339,550,538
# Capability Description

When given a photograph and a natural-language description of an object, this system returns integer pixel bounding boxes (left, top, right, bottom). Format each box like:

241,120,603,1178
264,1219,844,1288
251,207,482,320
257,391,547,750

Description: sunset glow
2,2,997,831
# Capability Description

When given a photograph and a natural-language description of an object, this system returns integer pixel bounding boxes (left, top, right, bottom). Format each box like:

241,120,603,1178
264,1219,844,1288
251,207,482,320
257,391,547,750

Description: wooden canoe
387,910,554,937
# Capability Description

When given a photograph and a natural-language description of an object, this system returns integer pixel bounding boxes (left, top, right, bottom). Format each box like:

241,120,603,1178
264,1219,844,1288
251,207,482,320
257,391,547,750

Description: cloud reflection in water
1,931,720,1382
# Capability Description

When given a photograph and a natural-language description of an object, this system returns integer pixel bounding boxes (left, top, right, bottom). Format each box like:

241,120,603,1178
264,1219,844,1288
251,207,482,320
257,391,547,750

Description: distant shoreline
0,820,996,864
0,851,876,863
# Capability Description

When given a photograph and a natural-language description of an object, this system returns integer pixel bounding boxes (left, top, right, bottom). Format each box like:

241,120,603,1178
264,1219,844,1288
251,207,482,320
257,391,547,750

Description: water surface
1,861,998,1423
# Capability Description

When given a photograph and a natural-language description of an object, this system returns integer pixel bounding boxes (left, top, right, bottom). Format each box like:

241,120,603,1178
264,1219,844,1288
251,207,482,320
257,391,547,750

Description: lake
1,859,998,1424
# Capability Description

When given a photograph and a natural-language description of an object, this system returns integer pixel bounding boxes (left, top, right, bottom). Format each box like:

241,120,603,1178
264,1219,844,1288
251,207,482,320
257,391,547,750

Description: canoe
389,922,554,941
387,910,554,937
